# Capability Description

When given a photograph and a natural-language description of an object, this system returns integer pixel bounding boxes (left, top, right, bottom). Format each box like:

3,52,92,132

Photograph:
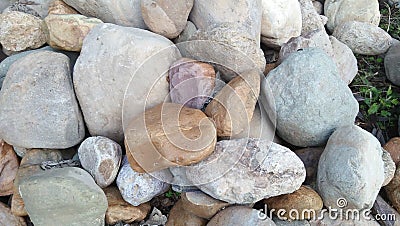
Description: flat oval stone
78,136,122,188
166,199,207,226
19,167,108,226
207,206,275,226
125,103,216,173
181,191,230,219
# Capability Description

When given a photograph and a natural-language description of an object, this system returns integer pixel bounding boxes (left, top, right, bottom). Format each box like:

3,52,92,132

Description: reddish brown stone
0,202,26,226
166,199,207,226
0,140,19,196
383,137,400,166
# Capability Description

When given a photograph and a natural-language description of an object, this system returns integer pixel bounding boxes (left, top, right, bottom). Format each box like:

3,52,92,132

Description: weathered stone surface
0,11,48,52
78,136,122,188
186,138,306,204
0,202,26,226
169,166,198,192
7,0,52,18
385,166,400,212
385,43,400,86
63,0,146,28
312,1,323,14
48,0,78,15
260,0,302,47
309,211,380,225
13,146,28,158
19,167,108,226
0,51,85,149
384,137,400,165
174,21,197,44
382,148,396,186
264,186,323,220
189,0,262,42
0,0,17,12
333,21,392,55
263,48,358,147
273,217,310,226
0,140,18,196
0,46,78,89
205,70,260,137
294,147,324,185
166,199,208,226
178,23,266,81
324,0,380,32
181,191,230,219
169,58,216,109
74,23,181,142
207,206,276,226
330,36,358,84
12,149,64,216
299,0,327,34
317,125,385,210
45,14,103,51
372,195,400,226
125,103,216,173
141,0,193,39
104,186,151,225
116,157,171,206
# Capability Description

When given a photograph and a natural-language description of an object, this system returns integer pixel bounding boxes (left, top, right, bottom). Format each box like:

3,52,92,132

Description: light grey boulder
317,125,385,211
330,36,358,84
174,21,197,44
333,21,392,55
382,148,396,187
0,0,17,12
141,0,193,39
385,43,400,86
178,23,265,81
263,48,358,147
260,0,302,47
6,0,52,18
63,0,146,28
0,51,85,149
19,167,108,226
78,136,122,188
207,206,276,226
73,23,181,142
312,1,323,14
116,157,171,206
298,0,327,34
186,138,306,204
324,0,380,32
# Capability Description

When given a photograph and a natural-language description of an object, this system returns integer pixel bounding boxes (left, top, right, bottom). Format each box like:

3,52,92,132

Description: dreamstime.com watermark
257,198,397,222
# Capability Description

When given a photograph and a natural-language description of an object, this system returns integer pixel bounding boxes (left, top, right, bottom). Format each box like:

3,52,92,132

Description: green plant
165,189,181,198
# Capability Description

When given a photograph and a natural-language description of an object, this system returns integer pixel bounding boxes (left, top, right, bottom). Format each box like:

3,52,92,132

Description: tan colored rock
166,199,207,226
385,166,400,212
104,186,151,225
181,191,229,219
0,11,48,52
383,137,400,166
125,103,216,172
205,69,260,137
11,149,63,216
48,0,78,15
208,206,275,226
141,0,193,39
0,202,26,226
264,186,323,220
0,140,19,196
45,14,103,51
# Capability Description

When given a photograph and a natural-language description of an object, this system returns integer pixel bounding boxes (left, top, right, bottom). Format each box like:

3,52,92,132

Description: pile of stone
0,0,399,225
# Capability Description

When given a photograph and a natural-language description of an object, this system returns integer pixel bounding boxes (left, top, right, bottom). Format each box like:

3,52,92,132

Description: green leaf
376,58,383,63
387,86,393,95
381,110,391,117
368,103,379,115
391,99,399,105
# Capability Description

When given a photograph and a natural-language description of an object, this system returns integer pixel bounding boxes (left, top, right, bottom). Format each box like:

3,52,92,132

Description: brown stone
166,199,207,226
205,69,260,137
0,11,48,52
125,103,216,173
11,149,63,216
264,63,277,76
385,166,400,212
294,147,324,185
180,191,230,219
264,186,323,220
45,14,103,51
0,202,26,226
104,186,151,225
0,140,19,196
48,0,79,15
383,137,400,166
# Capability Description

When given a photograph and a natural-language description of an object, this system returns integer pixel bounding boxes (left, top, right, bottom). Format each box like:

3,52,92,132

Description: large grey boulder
333,21,392,55
73,23,181,142
0,51,85,149
186,138,306,204
63,0,146,28
19,167,108,226
385,43,400,86
317,125,385,211
330,36,358,84
324,0,380,32
263,48,358,147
